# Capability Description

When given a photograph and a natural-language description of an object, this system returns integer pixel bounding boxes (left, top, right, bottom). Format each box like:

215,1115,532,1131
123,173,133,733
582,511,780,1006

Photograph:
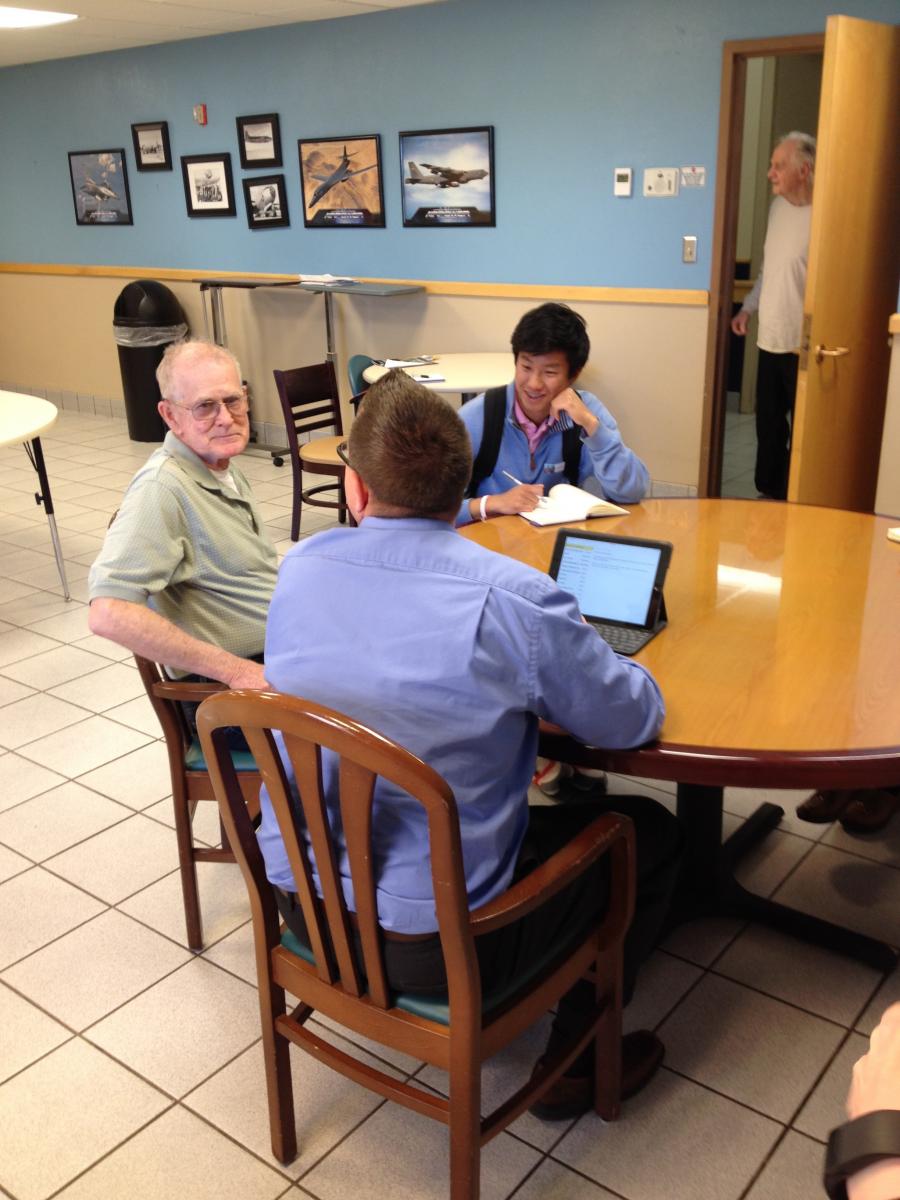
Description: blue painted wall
0,0,895,287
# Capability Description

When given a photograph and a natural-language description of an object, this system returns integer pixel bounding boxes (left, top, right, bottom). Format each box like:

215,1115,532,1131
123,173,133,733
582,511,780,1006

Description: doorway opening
700,33,824,499
722,52,823,498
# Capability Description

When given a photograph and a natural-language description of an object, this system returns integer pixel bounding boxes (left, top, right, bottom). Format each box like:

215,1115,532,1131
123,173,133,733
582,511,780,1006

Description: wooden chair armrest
468,813,633,937
152,680,227,704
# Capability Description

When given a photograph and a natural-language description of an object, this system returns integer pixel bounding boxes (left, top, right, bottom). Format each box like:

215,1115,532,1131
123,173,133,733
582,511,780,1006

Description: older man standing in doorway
731,131,815,501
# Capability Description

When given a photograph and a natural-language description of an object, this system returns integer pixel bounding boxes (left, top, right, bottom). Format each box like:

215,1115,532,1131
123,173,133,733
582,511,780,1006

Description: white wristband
479,494,489,522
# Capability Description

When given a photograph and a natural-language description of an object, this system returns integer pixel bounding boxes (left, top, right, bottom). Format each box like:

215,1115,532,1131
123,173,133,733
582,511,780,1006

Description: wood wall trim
890,312,900,334
0,263,708,307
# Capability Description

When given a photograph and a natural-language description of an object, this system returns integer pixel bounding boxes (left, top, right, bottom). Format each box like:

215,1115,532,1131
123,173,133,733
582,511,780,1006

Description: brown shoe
528,1030,664,1121
796,790,855,824
839,789,900,835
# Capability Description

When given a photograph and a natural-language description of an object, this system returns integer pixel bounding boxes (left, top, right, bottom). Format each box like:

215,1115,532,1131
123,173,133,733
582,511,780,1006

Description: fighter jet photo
80,174,118,204
405,161,490,187
308,145,376,207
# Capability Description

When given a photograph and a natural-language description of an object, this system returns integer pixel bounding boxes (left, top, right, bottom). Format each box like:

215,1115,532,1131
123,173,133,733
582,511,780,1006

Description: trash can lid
113,279,186,327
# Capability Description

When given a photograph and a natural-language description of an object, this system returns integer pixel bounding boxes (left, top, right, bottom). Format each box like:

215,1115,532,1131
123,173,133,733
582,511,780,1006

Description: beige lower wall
875,323,900,518
0,270,708,489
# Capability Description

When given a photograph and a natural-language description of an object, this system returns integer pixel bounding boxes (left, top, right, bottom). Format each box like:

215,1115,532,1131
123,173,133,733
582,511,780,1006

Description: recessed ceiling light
0,6,78,28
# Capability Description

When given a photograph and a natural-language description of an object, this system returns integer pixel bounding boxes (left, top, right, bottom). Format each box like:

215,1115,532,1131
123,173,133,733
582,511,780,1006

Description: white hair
156,339,242,402
778,131,816,178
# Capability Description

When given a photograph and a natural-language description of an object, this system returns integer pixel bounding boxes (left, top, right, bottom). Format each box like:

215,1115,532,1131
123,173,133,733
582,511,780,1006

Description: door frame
700,32,824,497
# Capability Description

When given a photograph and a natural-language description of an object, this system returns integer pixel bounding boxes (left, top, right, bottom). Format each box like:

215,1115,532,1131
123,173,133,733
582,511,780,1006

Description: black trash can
113,280,189,441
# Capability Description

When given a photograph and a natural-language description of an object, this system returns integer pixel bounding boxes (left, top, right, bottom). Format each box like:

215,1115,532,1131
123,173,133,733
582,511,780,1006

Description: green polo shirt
89,431,278,668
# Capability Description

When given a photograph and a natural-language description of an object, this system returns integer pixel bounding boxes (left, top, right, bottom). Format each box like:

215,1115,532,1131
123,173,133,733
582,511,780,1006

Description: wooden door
789,15,900,510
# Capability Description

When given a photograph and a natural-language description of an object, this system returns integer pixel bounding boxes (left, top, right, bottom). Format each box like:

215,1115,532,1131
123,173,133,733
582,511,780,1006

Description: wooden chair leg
290,458,303,542
593,956,623,1121
171,783,203,950
448,1049,481,1200
259,978,297,1164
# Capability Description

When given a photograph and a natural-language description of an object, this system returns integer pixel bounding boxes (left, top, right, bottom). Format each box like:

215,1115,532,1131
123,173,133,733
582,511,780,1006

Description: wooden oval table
462,498,900,968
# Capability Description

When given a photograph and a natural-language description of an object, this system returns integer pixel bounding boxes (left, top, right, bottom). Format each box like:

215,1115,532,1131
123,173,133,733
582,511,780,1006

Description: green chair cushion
280,926,570,1026
185,739,257,773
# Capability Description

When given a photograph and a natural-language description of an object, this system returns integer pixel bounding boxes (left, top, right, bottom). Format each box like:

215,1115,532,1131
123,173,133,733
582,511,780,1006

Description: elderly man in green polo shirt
88,340,277,692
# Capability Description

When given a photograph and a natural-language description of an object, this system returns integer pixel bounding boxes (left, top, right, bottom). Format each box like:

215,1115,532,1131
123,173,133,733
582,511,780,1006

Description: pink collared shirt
513,396,554,458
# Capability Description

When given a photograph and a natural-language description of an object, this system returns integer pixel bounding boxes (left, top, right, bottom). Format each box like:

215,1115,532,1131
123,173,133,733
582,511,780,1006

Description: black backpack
465,386,582,499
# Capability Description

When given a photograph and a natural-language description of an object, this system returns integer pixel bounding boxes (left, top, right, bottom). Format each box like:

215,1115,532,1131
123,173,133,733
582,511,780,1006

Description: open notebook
520,483,627,527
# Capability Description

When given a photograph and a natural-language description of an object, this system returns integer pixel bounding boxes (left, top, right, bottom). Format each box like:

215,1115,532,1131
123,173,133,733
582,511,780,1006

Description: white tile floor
0,410,897,1200
721,406,759,499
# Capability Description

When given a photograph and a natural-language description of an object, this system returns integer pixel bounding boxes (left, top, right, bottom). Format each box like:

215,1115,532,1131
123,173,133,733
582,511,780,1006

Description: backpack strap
465,386,508,498
562,421,582,486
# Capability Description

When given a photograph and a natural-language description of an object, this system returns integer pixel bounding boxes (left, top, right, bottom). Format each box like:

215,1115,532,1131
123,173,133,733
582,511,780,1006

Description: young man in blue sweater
457,302,649,525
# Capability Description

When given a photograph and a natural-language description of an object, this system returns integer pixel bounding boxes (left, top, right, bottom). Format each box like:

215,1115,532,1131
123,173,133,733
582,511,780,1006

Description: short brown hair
348,370,472,516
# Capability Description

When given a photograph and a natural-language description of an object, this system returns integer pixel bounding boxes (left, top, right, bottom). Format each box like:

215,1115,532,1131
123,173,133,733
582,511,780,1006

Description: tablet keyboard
588,621,651,656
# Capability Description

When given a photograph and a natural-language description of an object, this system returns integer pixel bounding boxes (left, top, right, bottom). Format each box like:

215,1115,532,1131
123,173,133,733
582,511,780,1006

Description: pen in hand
502,470,549,506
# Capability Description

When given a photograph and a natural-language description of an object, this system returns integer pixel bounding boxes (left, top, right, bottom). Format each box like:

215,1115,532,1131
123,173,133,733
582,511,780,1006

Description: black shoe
528,1030,664,1121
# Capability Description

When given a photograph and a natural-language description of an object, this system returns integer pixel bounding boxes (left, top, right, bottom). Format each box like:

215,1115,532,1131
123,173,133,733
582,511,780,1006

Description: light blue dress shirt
260,517,664,933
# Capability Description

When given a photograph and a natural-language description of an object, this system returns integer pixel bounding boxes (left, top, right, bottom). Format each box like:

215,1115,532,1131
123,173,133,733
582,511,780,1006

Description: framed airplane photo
243,173,289,230
68,149,133,226
180,153,236,218
399,125,495,227
298,134,385,228
236,113,282,170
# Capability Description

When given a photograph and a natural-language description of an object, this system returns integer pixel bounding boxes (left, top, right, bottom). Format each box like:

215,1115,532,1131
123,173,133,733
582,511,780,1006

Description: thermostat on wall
613,167,633,197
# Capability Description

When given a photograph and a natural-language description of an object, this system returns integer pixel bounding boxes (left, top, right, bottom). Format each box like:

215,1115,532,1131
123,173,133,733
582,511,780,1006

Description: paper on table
298,273,357,284
384,356,437,368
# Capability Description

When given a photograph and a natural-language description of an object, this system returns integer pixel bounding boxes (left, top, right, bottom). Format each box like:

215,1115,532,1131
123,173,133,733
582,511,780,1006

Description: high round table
362,352,511,399
462,498,900,968
0,391,70,600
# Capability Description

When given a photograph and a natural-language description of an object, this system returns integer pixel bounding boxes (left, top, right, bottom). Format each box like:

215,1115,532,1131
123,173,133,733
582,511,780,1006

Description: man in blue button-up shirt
261,370,680,1118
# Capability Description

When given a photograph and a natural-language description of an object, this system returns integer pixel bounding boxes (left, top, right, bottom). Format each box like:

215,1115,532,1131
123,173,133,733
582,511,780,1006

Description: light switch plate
682,236,697,263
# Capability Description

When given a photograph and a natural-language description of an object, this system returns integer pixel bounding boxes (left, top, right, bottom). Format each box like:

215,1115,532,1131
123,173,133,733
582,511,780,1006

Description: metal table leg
24,435,70,601
673,783,897,971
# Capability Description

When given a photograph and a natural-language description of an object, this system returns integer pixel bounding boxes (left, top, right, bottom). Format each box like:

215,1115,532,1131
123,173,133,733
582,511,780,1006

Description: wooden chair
273,362,347,541
197,689,635,1199
133,656,262,950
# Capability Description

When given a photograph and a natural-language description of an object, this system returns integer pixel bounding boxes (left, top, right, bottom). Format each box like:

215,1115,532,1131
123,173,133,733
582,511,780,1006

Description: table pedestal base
674,785,898,972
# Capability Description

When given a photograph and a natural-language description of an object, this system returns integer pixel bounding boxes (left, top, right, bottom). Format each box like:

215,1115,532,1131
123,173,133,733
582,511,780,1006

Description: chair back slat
244,725,339,983
283,731,362,995
197,690,473,1013
339,758,390,1008
134,655,193,751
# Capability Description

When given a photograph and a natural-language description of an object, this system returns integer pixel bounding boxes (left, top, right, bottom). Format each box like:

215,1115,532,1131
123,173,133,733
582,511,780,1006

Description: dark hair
348,370,472,516
510,302,590,378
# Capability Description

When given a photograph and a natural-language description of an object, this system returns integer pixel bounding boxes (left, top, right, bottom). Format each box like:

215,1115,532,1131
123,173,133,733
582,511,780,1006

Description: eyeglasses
173,395,249,426
336,441,352,468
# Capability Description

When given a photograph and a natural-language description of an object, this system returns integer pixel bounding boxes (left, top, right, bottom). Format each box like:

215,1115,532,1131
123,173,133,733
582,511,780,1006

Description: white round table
0,391,70,599
362,352,511,399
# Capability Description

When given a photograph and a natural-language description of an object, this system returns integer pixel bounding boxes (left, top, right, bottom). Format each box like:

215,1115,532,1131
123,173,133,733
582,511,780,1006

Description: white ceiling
0,0,447,67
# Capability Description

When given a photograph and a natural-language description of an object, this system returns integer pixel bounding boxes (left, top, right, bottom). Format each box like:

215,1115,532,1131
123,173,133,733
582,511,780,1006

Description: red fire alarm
193,104,207,126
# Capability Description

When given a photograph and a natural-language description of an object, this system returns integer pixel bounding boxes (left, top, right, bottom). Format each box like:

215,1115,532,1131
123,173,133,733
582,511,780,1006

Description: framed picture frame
243,173,289,230
399,125,495,227
180,153,236,218
131,121,172,171
298,134,385,229
68,149,133,226
236,113,282,169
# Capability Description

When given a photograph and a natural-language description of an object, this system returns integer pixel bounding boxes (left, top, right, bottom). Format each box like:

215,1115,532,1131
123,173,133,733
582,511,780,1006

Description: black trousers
755,349,799,499
277,795,682,1062
178,652,265,753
